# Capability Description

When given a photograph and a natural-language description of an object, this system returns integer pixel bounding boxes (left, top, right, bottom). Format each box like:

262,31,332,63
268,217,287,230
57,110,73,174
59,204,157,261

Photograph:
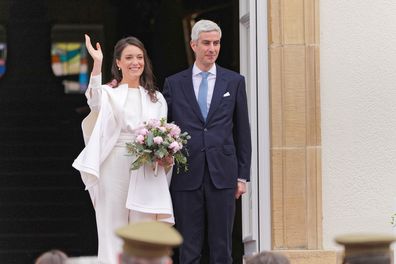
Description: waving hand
85,34,102,76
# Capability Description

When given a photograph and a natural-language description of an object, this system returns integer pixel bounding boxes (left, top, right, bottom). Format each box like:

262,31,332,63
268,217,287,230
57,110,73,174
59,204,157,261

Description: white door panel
239,0,271,257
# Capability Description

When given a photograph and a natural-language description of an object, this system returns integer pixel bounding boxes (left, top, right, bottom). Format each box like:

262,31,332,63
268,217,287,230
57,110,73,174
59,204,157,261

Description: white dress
89,88,173,264
122,89,174,220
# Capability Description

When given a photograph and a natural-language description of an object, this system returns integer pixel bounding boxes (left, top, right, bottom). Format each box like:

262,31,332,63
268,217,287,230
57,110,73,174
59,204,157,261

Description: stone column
269,0,321,249
268,0,336,262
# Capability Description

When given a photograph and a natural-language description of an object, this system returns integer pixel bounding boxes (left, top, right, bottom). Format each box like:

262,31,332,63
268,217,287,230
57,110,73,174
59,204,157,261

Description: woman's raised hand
85,34,102,76
85,34,103,63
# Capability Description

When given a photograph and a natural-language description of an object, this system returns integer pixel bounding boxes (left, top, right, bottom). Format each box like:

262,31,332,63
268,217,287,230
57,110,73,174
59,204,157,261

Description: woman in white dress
72,35,174,264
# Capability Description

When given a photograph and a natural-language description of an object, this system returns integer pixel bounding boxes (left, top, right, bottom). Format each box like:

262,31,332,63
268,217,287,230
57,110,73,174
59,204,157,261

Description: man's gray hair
190,19,222,41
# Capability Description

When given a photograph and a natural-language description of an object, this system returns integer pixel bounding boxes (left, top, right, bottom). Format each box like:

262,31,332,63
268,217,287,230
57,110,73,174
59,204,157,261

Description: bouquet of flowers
126,118,191,174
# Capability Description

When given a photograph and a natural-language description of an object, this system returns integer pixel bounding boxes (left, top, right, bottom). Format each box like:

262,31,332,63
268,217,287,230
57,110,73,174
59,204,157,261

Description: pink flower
153,136,164,145
135,135,145,144
165,123,174,129
169,141,181,152
139,128,149,136
167,124,181,138
147,119,161,128
159,126,167,132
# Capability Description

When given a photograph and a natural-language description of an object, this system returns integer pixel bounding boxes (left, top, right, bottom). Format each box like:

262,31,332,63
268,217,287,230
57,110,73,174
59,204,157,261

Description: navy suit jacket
163,65,251,191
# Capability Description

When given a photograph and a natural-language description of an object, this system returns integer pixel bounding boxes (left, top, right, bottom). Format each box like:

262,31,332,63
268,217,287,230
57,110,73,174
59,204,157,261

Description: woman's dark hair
111,36,158,102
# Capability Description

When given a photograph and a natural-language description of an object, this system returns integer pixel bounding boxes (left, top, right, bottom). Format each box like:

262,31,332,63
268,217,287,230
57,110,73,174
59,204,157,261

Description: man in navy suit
163,19,252,264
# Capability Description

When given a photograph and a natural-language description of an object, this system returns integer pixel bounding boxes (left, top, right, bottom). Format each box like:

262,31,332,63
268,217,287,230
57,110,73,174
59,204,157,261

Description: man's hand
235,181,246,199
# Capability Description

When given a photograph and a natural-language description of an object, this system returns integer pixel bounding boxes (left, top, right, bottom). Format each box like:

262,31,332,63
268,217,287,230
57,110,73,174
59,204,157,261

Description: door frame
239,0,271,256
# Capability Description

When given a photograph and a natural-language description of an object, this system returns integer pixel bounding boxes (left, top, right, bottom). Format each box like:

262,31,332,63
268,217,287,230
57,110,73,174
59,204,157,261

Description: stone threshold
273,250,340,264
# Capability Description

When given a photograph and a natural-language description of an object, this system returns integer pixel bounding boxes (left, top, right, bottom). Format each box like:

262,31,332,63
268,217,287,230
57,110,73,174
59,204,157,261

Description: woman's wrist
91,61,102,76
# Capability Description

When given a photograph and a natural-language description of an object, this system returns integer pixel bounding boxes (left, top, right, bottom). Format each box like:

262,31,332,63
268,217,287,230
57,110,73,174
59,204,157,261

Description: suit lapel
180,67,205,123
206,65,227,123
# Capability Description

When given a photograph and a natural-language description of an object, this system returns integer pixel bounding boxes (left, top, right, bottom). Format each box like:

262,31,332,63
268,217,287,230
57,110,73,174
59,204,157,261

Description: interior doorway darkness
0,0,242,263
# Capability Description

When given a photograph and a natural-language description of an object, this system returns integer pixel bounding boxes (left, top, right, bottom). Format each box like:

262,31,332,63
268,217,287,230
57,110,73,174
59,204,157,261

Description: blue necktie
198,72,209,120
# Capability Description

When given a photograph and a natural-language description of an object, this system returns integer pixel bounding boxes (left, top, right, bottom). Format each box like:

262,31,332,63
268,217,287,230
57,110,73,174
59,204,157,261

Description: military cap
335,233,396,257
116,221,183,258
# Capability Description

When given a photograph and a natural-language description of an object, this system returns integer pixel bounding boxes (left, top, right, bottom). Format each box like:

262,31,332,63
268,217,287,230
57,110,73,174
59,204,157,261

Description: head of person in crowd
35,249,68,264
116,221,183,264
335,233,396,264
190,19,222,71
111,36,157,102
246,251,290,264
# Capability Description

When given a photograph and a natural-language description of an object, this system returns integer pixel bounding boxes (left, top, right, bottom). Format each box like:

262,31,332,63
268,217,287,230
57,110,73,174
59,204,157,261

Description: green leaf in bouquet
130,153,152,171
175,161,188,174
175,153,186,164
130,156,145,170
173,152,188,174
126,142,135,152
136,143,145,151
141,153,151,163
155,148,168,159
152,130,159,137
147,133,154,147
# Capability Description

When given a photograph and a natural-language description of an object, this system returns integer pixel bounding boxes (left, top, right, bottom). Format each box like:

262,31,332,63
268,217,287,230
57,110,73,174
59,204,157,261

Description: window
51,42,88,93
51,24,103,94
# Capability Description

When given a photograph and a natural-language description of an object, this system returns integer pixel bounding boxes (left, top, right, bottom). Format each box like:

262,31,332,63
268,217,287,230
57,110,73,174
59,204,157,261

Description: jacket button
204,128,208,132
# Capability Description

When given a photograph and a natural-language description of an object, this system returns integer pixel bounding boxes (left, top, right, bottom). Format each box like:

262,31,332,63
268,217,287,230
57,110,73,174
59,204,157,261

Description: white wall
321,0,396,249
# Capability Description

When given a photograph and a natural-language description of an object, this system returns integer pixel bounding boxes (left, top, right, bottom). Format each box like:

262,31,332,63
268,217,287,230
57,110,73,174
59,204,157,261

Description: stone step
0,142,82,157
0,247,89,264
0,188,86,206
0,126,82,141
0,171,83,188
0,233,80,254
0,156,78,172
0,142,83,153
0,218,81,233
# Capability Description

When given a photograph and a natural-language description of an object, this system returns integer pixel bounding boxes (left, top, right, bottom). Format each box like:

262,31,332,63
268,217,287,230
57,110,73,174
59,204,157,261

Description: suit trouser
171,163,236,264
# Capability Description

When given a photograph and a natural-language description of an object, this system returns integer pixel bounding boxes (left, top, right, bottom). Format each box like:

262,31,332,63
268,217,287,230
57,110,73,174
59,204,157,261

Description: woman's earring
118,67,121,71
